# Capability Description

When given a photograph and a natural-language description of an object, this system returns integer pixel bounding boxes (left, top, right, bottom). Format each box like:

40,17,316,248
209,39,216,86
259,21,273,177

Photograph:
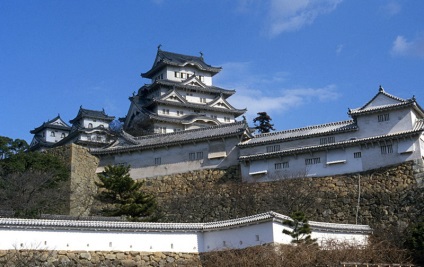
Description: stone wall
48,144,99,217
0,250,200,266
140,161,424,230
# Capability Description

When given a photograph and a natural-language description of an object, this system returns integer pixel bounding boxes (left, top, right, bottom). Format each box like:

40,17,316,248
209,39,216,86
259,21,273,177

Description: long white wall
0,212,371,253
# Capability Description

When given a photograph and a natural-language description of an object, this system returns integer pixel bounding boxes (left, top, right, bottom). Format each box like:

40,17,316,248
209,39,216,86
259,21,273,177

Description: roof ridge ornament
379,85,384,92
157,44,162,51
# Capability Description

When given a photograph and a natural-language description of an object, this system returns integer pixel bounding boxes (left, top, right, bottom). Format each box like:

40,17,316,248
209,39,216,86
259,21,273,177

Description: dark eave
90,121,248,155
70,107,115,124
146,99,246,117
140,80,236,97
141,50,221,79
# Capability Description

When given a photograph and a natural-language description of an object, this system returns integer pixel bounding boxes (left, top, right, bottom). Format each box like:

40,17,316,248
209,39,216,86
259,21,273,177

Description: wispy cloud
379,1,401,16
336,44,344,55
215,61,340,122
264,0,343,37
391,34,424,58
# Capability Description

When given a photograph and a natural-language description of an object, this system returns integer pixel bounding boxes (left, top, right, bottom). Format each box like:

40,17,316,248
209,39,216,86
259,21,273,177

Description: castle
30,48,424,181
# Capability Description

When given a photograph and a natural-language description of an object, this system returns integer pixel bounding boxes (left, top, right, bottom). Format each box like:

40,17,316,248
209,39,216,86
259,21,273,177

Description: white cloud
336,44,344,55
391,35,424,58
265,0,343,37
379,1,401,16
215,61,341,123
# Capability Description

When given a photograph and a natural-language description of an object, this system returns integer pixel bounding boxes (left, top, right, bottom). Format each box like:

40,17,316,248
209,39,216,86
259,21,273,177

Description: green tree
253,112,275,133
96,165,157,221
283,211,316,244
0,136,28,160
405,221,424,264
0,137,69,217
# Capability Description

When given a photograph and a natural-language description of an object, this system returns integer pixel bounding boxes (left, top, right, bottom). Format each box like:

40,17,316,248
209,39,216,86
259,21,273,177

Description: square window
354,152,362,158
154,157,161,165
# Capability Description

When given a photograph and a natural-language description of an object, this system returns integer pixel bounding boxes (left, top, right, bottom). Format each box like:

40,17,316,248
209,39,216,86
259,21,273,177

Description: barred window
378,113,390,122
275,162,289,170
189,153,196,161
305,157,321,165
380,144,393,154
154,157,161,165
197,152,203,159
354,152,362,158
320,136,335,145
266,145,280,153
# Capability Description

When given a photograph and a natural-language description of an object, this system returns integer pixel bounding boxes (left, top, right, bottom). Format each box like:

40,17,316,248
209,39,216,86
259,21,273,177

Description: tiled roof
30,115,71,134
239,120,357,148
140,79,236,96
348,87,424,117
240,124,424,161
142,50,222,78
148,113,220,125
0,211,372,234
146,98,246,116
91,121,248,155
70,107,115,124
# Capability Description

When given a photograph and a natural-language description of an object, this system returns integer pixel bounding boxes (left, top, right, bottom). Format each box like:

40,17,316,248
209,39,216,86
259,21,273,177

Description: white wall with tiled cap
0,211,371,253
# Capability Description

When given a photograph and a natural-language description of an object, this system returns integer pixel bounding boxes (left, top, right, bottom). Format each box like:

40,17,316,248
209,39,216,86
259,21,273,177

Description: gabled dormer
209,95,237,110
160,88,187,103
182,75,206,88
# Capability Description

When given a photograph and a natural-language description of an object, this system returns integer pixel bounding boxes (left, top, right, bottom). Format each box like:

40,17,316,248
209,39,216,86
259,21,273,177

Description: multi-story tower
66,106,116,147
124,48,246,135
29,115,71,151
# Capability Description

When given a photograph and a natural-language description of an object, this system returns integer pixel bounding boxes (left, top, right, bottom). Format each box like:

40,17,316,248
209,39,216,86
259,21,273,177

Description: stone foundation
0,250,201,267
139,161,424,230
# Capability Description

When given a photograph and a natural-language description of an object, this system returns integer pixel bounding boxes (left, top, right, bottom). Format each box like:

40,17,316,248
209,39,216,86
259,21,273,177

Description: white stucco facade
0,212,371,253
239,88,424,182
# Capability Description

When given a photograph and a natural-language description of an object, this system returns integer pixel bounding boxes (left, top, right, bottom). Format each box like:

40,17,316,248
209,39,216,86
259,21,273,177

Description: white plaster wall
0,220,369,253
0,229,202,253
203,221,276,251
102,136,240,179
82,118,109,129
355,109,413,138
165,66,212,86
45,129,69,143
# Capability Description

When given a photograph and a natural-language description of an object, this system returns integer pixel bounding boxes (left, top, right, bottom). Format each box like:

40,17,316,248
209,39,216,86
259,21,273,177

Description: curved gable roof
30,115,71,134
348,86,424,117
142,50,222,78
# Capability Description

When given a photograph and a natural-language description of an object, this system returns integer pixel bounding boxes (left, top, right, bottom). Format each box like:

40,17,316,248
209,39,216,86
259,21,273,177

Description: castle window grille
305,157,321,165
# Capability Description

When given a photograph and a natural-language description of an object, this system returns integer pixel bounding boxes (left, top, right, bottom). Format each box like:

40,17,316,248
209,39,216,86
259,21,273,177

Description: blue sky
1,0,424,143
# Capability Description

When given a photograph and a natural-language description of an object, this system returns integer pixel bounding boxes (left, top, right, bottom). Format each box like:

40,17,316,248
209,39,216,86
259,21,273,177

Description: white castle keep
30,49,424,181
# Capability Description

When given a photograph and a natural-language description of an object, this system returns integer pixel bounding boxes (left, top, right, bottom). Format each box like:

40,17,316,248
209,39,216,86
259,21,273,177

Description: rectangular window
154,157,161,165
320,136,335,145
380,144,393,154
266,145,280,153
210,115,217,119
305,157,321,165
181,73,185,79
200,97,207,103
378,113,390,122
156,127,166,134
177,111,184,116
162,109,169,115
174,72,178,78
197,152,203,159
354,152,362,158
189,152,196,161
275,162,289,170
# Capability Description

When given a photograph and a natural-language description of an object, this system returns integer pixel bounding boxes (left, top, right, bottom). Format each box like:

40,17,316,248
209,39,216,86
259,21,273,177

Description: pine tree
283,211,316,244
253,112,275,133
96,165,157,221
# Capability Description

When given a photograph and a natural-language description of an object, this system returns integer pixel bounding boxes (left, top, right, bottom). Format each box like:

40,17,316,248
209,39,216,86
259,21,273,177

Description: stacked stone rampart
140,161,424,230
0,250,200,266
